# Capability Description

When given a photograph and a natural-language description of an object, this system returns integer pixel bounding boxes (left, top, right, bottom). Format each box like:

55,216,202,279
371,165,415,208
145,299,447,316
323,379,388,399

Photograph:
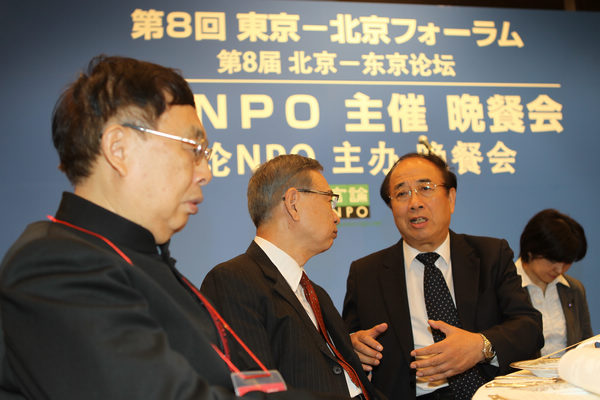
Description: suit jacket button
333,365,343,375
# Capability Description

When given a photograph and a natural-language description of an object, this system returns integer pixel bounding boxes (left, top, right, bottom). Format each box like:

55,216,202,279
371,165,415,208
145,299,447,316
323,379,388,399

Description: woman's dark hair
519,209,587,264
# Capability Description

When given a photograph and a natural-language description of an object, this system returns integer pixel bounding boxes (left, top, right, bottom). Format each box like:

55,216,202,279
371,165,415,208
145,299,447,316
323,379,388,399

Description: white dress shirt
515,258,568,356
404,234,453,396
253,236,362,397
405,234,499,396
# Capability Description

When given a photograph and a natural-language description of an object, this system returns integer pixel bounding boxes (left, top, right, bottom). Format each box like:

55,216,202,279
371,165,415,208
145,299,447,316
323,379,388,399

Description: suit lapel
314,285,357,360
379,240,415,359
245,242,337,361
557,282,577,345
449,231,481,331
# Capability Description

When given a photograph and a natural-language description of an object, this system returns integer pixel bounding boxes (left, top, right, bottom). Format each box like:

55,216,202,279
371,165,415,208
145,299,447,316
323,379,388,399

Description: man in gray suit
202,155,380,400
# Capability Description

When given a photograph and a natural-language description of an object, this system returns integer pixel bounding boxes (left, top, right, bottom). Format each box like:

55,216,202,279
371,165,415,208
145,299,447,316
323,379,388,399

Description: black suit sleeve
1,237,243,400
342,262,362,334
1,236,347,400
475,238,544,373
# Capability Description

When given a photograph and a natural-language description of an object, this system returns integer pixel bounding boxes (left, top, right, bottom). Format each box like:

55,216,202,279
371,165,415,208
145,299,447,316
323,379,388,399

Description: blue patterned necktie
417,252,488,400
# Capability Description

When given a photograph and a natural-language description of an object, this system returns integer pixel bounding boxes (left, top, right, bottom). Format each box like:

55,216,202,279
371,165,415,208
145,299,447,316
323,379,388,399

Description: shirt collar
557,274,570,287
56,192,159,257
515,258,534,288
515,258,570,288
404,232,451,268
254,236,304,291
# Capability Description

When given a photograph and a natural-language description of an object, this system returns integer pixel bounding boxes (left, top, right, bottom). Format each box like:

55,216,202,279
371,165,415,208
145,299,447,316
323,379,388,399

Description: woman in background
516,209,592,356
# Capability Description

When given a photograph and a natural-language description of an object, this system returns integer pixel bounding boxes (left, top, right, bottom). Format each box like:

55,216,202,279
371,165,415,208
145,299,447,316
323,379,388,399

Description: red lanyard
47,215,269,375
47,215,133,264
177,274,270,374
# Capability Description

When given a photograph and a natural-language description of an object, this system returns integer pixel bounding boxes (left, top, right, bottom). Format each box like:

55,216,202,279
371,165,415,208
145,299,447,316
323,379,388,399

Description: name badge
231,370,287,396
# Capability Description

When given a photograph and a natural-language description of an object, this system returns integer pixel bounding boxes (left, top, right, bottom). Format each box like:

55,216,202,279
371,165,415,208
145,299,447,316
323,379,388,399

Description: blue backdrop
1,0,598,333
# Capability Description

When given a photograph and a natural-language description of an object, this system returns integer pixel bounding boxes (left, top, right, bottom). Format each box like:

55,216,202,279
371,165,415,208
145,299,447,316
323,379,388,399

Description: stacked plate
510,358,561,378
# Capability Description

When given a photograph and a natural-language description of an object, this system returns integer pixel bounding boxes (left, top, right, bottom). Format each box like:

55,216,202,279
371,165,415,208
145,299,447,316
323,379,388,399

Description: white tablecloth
473,369,600,400
474,336,600,400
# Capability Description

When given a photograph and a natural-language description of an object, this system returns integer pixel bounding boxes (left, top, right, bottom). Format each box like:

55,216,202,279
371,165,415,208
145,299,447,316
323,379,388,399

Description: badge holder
231,369,287,396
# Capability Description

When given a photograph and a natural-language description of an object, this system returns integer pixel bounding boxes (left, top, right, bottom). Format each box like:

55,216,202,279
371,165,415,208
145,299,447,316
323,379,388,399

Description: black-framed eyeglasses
390,182,446,202
297,188,340,209
282,188,340,209
123,123,212,162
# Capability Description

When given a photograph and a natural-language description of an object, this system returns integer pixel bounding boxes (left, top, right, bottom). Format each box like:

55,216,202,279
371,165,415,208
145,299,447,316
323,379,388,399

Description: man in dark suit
0,55,347,400
342,152,543,400
202,155,380,400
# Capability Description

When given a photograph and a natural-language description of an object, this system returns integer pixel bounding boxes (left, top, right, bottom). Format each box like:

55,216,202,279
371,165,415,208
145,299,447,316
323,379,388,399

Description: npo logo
330,184,370,219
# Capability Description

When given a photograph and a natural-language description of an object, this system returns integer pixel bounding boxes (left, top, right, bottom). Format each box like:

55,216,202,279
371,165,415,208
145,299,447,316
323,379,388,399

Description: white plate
510,358,561,378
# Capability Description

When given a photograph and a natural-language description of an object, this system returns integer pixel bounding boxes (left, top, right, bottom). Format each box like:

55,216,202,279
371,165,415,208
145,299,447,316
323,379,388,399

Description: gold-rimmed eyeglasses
390,182,446,202
123,123,212,162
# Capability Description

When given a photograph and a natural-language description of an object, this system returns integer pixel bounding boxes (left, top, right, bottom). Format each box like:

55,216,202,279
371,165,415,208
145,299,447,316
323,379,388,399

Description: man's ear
447,186,457,214
282,187,301,221
100,124,129,176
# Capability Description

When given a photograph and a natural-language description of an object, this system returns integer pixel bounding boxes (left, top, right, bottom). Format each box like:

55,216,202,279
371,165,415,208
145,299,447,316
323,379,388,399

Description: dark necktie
417,252,487,400
300,272,369,400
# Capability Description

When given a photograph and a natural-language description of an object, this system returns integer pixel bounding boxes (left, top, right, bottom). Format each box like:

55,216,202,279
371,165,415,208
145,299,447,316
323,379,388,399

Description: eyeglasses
297,188,340,209
282,188,339,209
123,123,212,162
390,182,447,202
